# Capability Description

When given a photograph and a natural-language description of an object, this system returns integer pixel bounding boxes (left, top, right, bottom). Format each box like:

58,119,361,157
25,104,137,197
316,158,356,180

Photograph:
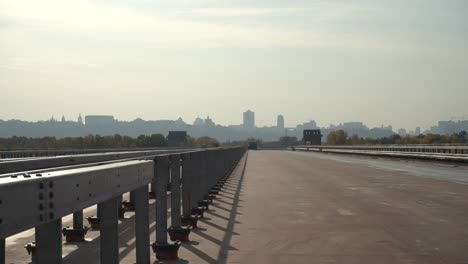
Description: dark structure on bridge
303,129,322,145
167,131,188,147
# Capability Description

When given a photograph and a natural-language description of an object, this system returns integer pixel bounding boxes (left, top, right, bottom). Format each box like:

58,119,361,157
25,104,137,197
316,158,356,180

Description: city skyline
2,111,467,133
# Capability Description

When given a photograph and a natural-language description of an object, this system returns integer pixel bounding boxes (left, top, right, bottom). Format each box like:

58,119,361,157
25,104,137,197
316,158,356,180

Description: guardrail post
133,186,150,264
191,152,205,218
1,238,5,264
73,211,83,229
35,219,62,264
152,156,180,260
168,154,191,242
181,153,199,228
98,197,119,264
150,178,157,199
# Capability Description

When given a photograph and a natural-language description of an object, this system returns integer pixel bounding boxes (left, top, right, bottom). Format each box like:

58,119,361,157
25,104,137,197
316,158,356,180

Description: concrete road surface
224,150,468,263
5,150,468,263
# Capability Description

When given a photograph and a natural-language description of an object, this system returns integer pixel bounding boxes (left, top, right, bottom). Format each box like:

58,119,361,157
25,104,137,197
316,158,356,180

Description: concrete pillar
134,186,150,264
35,219,62,264
98,197,119,264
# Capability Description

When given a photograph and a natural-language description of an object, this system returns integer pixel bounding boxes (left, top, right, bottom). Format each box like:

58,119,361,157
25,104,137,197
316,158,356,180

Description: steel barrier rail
0,149,196,174
294,145,468,155
0,146,247,264
0,160,154,263
0,147,192,159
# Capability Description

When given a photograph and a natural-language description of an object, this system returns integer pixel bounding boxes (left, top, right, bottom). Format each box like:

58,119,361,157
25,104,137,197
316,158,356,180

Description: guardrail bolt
87,216,100,229
204,194,215,203
151,241,181,260
191,207,205,218
181,216,199,228
122,200,135,212
118,206,126,219
24,241,36,260
168,226,191,242
62,227,88,242
198,200,210,210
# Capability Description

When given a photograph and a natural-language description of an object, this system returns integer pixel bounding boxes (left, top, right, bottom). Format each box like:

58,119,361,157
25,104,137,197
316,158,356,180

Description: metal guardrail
0,147,247,263
0,147,191,159
294,145,468,163
0,149,195,174
295,145,468,154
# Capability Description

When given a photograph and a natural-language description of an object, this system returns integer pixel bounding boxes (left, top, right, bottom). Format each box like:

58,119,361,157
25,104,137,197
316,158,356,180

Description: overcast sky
1,0,467,130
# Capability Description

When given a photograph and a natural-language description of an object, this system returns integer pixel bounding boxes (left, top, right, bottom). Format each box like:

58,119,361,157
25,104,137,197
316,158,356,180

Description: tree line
326,130,468,145
0,134,220,149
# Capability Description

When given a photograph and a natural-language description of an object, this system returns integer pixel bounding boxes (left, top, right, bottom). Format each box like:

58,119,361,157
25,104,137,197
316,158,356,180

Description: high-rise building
243,110,255,128
277,115,284,129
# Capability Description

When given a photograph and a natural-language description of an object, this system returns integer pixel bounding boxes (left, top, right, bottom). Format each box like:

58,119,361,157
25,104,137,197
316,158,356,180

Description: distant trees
326,130,348,145
194,136,220,148
324,130,468,145
279,136,298,146
0,134,169,149
136,134,168,147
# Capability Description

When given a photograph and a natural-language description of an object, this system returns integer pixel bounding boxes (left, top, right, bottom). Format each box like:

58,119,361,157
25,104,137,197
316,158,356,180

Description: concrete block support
35,219,62,264
133,186,150,264
98,197,119,264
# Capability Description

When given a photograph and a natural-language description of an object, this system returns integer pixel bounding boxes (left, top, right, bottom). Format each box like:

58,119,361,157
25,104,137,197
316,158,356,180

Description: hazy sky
1,0,467,130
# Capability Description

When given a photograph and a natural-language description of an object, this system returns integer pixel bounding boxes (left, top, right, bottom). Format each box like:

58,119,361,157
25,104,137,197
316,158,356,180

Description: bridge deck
5,150,468,263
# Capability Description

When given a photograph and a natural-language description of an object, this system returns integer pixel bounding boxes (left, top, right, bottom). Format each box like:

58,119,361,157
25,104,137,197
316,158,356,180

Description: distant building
243,110,255,128
193,116,204,126
343,122,365,129
303,129,322,145
167,131,188,147
205,116,215,127
415,127,421,135
398,128,407,136
85,115,115,126
303,120,318,129
277,115,284,129
77,114,83,125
